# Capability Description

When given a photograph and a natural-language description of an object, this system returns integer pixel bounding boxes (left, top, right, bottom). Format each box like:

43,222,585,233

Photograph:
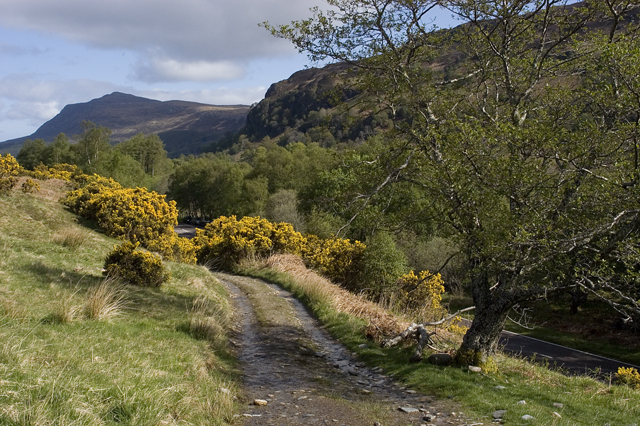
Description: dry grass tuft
188,295,228,345
266,254,409,340
84,276,129,320
52,228,88,250
52,292,82,323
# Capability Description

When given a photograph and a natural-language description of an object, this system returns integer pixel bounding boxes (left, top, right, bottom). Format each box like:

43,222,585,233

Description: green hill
0,179,239,424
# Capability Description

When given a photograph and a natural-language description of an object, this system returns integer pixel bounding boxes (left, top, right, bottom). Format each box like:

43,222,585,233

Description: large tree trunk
456,298,509,369
455,259,511,370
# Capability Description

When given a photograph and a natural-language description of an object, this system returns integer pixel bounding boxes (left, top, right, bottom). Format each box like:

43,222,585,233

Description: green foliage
16,138,47,170
357,231,408,297
268,0,640,358
90,149,146,188
73,121,113,166
265,189,305,231
104,241,169,287
116,133,168,176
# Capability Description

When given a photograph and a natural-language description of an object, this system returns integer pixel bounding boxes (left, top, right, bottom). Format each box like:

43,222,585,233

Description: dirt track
215,273,475,426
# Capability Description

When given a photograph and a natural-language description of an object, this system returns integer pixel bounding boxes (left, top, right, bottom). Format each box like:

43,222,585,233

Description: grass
0,181,240,425
241,254,640,426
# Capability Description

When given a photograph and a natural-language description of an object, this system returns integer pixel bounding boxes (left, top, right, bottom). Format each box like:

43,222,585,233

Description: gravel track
215,273,475,426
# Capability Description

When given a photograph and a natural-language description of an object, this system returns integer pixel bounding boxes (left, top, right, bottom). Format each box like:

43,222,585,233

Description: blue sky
0,0,459,142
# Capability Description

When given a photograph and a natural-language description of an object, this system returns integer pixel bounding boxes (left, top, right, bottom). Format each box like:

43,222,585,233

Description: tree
73,121,112,166
17,138,46,169
267,0,640,365
44,133,75,165
117,133,168,176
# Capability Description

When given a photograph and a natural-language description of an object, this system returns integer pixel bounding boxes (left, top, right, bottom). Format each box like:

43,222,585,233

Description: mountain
0,92,250,157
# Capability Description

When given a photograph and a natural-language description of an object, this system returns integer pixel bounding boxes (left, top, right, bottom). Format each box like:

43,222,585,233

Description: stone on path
399,406,420,413
253,399,268,406
493,410,507,420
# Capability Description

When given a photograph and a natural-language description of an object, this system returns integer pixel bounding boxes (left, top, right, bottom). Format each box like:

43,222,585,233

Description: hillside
0,92,250,157
0,179,239,423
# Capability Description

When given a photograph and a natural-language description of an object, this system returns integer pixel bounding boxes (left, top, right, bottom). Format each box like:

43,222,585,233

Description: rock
468,366,482,373
493,410,507,420
494,385,506,390
252,399,268,406
358,343,368,348
423,414,437,422
405,390,417,394
522,414,534,421
399,406,420,413
517,400,526,405
553,402,564,408
427,353,453,366
345,366,359,376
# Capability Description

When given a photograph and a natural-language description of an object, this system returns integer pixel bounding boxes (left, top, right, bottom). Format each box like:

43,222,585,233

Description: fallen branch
381,306,475,362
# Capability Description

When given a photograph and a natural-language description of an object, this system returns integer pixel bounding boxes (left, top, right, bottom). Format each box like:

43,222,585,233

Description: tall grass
83,275,129,320
51,227,88,250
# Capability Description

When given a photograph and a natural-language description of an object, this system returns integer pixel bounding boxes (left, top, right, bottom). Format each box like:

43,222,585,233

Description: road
499,329,640,377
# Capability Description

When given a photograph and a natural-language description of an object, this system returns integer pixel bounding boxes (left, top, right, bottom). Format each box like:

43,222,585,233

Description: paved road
499,329,640,377
175,224,197,238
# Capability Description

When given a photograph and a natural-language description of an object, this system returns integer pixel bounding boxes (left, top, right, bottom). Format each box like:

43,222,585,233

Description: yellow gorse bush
194,216,307,269
104,241,170,287
396,270,446,320
616,367,640,389
0,153,23,194
20,178,40,193
303,234,366,285
194,215,365,281
30,163,87,183
63,174,195,264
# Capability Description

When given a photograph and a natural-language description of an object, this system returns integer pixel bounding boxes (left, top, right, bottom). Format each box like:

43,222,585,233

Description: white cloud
135,56,245,83
141,86,267,106
0,0,321,82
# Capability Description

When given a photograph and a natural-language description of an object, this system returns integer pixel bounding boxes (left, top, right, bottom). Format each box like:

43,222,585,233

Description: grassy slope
0,181,239,425
243,262,640,426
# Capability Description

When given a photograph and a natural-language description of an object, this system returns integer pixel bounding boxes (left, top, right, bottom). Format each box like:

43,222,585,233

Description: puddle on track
215,273,473,426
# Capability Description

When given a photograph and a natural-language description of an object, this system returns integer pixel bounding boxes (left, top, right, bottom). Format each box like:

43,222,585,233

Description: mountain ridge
0,92,250,157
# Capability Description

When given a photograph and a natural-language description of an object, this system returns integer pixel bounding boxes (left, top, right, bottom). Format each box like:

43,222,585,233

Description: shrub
64,175,180,246
396,270,446,321
616,367,640,389
357,231,408,297
20,178,40,193
145,232,197,264
0,154,22,194
303,234,366,286
194,216,306,270
30,163,87,183
104,242,169,287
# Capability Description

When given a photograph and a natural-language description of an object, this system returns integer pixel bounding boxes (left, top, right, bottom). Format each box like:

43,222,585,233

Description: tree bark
455,258,511,369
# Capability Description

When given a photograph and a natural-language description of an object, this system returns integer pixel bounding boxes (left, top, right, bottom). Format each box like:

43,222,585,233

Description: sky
0,0,459,142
